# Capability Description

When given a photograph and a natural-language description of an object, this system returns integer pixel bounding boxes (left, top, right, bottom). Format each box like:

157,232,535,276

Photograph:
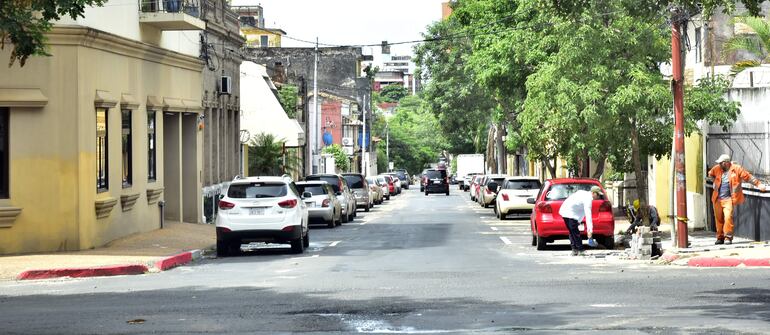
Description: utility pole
362,88,367,175
670,7,689,248
313,37,319,174
386,121,389,171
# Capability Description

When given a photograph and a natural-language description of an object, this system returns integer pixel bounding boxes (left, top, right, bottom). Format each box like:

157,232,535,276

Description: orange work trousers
713,199,734,240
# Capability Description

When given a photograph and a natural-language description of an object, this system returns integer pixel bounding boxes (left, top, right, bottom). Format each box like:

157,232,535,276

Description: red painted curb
16,264,148,280
687,257,770,267
154,251,193,271
662,252,680,262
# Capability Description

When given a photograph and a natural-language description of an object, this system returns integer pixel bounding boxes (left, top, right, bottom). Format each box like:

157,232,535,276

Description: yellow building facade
241,27,286,48
0,27,203,254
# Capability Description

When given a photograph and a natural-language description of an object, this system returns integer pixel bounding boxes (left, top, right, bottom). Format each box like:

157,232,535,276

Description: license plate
249,208,265,215
305,202,315,208
578,224,585,231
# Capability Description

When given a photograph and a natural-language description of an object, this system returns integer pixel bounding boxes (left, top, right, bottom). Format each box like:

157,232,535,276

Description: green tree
1,0,107,67
322,144,350,172
380,85,409,103
276,85,299,118
248,133,297,176
415,16,497,155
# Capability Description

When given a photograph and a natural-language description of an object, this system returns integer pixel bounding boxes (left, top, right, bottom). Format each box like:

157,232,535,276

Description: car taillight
278,199,297,208
537,202,552,214
599,200,612,212
322,199,330,207
501,193,509,201
281,226,294,232
218,200,235,210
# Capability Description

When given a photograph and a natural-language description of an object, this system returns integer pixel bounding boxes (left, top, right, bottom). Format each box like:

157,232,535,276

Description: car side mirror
302,192,312,199
526,198,536,204
487,182,499,193
218,194,225,200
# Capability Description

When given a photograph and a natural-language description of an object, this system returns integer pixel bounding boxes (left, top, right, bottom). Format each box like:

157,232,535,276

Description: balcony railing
139,0,205,30
140,0,201,16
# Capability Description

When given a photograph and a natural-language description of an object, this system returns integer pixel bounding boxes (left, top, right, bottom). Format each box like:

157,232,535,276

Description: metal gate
705,121,770,241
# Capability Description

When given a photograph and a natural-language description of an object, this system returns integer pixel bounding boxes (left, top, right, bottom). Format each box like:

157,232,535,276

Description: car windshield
488,177,505,185
426,170,446,179
306,176,340,193
228,182,287,199
377,176,387,184
296,184,327,196
505,180,542,190
544,183,600,201
395,172,406,179
343,175,365,188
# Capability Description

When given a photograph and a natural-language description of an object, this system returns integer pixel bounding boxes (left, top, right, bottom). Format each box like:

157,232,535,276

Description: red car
380,174,396,195
529,178,615,250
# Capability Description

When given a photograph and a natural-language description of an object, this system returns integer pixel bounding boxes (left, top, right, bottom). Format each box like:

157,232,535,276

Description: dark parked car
423,169,449,196
394,169,410,189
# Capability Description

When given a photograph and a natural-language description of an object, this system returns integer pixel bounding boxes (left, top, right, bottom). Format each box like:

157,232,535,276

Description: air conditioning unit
220,76,232,95
343,147,354,155
341,137,353,146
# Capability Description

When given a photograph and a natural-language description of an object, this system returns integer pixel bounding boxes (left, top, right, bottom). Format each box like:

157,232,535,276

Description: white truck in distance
455,154,485,191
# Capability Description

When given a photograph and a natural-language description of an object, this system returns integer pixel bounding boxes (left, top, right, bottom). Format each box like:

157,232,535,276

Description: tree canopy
1,0,106,67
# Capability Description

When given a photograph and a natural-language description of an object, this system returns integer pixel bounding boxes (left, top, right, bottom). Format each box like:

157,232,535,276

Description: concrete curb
687,256,770,267
16,264,149,280
15,248,208,281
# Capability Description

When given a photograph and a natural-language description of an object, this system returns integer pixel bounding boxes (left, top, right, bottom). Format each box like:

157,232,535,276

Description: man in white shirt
558,185,602,256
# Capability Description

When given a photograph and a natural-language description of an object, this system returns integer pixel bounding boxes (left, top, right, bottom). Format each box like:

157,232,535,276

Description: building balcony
139,0,206,31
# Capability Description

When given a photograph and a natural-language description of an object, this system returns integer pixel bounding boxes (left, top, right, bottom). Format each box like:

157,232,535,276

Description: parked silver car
366,176,384,205
342,173,371,212
295,181,341,228
305,174,356,223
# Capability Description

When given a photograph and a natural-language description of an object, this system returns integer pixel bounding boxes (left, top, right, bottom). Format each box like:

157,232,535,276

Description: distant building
232,5,286,47
442,1,454,19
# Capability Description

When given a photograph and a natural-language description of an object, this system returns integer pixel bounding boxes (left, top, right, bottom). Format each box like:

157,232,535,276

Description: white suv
216,176,309,256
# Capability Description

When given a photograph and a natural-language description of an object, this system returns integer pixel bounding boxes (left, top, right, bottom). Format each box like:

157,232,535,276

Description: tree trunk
630,118,650,226
495,123,506,175
592,156,606,179
486,126,497,173
543,154,557,179
582,150,591,178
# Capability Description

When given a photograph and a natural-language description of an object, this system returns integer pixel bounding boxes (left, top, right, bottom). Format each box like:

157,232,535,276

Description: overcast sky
230,0,447,56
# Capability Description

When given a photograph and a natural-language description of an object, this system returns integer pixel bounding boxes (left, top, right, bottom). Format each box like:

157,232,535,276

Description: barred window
148,111,157,181
121,109,133,187
96,108,109,191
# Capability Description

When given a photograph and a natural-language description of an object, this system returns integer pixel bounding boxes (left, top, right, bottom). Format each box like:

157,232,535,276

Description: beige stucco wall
651,133,706,229
0,26,203,254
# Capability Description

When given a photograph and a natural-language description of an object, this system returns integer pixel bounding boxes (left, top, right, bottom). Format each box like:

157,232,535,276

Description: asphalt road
1,186,770,334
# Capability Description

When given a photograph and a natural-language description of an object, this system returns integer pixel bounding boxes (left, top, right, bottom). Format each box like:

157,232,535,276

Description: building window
121,109,132,187
96,108,108,191
0,108,8,198
260,35,269,47
148,111,157,181
695,27,702,63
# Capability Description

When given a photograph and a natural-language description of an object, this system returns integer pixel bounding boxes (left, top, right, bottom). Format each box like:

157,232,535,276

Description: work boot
715,239,724,245
725,237,733,245
577,250,585,256
571,250,578,256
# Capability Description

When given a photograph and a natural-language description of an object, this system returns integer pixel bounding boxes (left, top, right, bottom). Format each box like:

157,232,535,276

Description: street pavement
0,186,769,334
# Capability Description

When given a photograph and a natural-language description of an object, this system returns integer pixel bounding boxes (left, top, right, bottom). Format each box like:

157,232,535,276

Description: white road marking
499,236,513,245
329,241,341,247
490,227,498,231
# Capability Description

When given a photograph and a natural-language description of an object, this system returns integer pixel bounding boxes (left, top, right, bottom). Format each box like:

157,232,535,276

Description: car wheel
290,236,305,254
531,232,537,246
216,239,230,257
303,232,310,248
327,217,335,228
536,234,547,251
603,235,615,250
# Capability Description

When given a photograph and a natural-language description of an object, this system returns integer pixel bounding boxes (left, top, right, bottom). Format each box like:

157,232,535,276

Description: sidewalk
615,218,770,267
0,222,215,281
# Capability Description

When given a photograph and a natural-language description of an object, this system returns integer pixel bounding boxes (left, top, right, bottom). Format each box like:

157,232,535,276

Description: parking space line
499,236,513,245
329,241,341,247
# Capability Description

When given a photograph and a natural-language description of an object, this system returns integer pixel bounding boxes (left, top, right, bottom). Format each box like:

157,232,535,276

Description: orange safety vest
708,162,760,205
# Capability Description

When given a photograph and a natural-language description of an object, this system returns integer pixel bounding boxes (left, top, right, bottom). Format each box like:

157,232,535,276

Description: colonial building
0,0,205,254
200,1,246,223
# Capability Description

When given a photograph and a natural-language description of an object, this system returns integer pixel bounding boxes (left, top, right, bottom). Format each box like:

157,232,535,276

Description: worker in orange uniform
708,154,766,245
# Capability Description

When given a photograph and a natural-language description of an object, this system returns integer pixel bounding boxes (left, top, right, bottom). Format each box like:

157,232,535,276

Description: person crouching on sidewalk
708,154,766,245
559,186,602,256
